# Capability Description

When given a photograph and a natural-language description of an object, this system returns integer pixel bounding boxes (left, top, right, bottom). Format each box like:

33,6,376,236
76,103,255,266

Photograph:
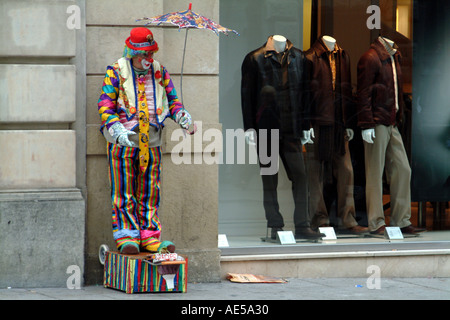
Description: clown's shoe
119,242,140,254
142,238,175,253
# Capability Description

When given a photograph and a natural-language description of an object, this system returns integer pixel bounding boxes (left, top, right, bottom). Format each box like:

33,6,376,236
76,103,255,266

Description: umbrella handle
189,3,192,10
180,28,188,105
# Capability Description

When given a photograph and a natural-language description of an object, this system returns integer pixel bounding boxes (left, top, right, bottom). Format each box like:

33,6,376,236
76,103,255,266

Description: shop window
218,0,449,250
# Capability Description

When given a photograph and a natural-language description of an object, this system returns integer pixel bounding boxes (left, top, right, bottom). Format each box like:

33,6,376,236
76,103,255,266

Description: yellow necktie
328,49,337,91
137,75,150,173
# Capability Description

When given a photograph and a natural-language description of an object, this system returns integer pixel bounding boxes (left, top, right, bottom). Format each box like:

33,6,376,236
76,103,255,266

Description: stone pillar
0,0,86,288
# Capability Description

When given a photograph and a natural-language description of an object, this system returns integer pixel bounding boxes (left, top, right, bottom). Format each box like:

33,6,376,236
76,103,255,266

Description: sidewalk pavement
1,278,449,300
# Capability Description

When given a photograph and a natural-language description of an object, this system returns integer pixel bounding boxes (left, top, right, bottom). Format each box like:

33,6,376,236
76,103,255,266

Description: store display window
218,0,449,252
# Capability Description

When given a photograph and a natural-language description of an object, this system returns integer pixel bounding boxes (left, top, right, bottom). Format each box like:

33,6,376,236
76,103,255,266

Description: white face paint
141,58,152,70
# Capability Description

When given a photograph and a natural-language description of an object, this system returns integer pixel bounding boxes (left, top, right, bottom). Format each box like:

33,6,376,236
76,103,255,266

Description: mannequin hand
362,128,376,144
245,130,256,146
176,110,192,129
301,128,314,145
109,122,136,147
345,128,354,141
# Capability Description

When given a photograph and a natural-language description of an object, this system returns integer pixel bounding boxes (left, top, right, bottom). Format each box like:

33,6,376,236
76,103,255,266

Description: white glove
109,122,136,147
362,128,376,144
176,110,192,129
345,128,354,141
301,128,315,145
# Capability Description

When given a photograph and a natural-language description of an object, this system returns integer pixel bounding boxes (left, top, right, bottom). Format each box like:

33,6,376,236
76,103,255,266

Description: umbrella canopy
137,3,239,36
137,3,239,104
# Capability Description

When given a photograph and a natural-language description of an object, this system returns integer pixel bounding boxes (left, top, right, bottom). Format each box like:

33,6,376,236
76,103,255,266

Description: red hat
125,27,158,53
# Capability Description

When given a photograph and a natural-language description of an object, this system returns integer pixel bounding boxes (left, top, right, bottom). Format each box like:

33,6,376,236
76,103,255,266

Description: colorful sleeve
161,66,185,119
98,66,120,131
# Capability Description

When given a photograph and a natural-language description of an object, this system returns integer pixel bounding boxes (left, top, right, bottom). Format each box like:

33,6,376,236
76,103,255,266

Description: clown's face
141,58,152,69
133,52,154,70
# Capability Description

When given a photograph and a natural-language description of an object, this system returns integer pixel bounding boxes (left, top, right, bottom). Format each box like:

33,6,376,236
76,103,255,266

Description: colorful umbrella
137,3,239,103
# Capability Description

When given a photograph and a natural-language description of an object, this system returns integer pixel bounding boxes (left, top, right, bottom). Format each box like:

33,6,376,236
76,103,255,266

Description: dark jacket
304,38,355,128
241,36,311,139
357,38,405,129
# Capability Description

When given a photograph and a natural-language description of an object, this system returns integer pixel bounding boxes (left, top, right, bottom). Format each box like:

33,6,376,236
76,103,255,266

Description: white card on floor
385,227,404,240
277,231,296,245
319,227,337,240
218,234,229,247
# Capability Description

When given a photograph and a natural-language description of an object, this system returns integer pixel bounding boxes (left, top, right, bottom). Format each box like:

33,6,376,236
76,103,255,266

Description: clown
98,27,192,254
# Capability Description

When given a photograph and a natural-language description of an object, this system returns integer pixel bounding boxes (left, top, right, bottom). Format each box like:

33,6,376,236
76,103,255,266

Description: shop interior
218,0,449,253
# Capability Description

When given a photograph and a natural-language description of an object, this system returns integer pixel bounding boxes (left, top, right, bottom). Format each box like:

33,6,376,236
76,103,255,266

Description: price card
319,227,337,240
385,227,404,240
218,234,229,247
277,231,296,245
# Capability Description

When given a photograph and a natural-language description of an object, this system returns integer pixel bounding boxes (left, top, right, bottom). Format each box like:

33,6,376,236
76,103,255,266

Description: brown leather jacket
304,38,355,128
357,38,405,129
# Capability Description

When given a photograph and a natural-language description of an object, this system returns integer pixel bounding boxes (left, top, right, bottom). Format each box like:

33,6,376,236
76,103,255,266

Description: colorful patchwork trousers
107,142,163,252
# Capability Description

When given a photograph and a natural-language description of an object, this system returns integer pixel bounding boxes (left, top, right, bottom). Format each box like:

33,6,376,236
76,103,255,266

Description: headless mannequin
359,36,424,234
242,34,320,239
322,35,336,51
245,35,313,145
382,37,395,48
305,35,366,233
361,37,395,144
308,36,354,141
272,35,287,53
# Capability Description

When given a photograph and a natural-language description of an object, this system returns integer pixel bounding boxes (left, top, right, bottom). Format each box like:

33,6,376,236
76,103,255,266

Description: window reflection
219,0,449,248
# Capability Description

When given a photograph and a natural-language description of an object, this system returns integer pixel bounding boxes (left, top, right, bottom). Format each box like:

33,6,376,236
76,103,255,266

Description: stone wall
0,0,86,288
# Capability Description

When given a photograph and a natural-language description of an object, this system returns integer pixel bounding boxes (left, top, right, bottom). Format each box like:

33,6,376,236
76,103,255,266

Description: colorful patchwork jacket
98,57,184,135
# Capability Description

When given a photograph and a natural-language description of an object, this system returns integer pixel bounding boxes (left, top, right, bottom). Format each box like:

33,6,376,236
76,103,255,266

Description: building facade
0,0,449,288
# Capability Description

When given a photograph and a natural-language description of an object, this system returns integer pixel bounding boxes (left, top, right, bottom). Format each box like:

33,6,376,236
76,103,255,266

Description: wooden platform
103,251,188,294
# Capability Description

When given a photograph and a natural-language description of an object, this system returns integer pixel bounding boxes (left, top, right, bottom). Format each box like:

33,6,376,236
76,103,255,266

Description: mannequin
241,35,322,240
356,36,425,235
245,35,313,146
272,35,287,53
298,36,337,146
322,35,336,51
304,35,367,234
382,37,395,48
308,36,354,142
324,36,352,144
361,37,394,144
